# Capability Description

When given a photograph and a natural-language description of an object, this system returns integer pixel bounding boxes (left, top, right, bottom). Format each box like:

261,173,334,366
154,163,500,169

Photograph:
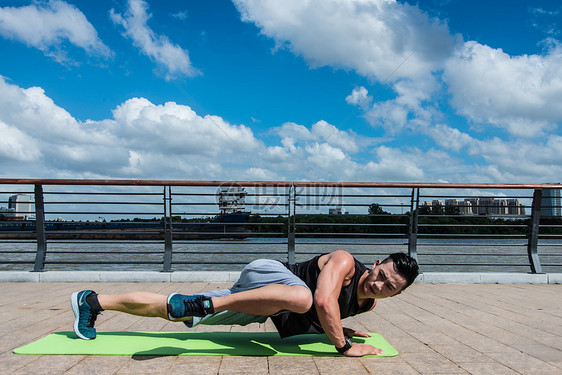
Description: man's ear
372,259,381,269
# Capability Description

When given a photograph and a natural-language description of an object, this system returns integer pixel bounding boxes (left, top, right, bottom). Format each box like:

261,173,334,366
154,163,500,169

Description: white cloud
262,121,356,179
109,97,260,156
444,41,562,137
265,145,291,162
362,146,424,181
242,167,278,180
0,120,41,162
0,76,262,179
305,143,347,169
274,122,314,141
0,76,112,146
273,120,359,154
0,76,128,177
530,7,561,37
235,0,562,148
171,10,189,21
311,121,359,154
232,0,460,140
234,0,456,81
1,73,559,184
419,123,562,182
0,0,112,63
424,124,474,152
345,86,370,106
362,74,441,134
110,0,199,79
468,136,562,181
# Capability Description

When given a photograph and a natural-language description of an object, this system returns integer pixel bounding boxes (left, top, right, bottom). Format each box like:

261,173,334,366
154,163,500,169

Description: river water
1,237,561,273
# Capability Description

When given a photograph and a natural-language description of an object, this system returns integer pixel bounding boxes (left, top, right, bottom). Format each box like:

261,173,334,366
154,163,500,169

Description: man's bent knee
287,285,313,314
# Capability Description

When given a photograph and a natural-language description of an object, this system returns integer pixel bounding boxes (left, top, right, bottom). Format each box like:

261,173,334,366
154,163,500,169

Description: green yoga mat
14,331,398,357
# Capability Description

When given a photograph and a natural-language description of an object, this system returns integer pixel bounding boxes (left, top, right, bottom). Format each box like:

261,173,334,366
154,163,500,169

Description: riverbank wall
1,271,561,284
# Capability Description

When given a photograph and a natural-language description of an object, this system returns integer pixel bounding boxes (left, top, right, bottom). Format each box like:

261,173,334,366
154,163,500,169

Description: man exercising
71,250,418,357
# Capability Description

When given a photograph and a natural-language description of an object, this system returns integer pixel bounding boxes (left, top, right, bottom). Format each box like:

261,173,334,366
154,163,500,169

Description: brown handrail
0,178,560,189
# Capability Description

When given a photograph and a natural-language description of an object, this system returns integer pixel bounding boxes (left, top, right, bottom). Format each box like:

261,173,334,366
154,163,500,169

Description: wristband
336,337,352,354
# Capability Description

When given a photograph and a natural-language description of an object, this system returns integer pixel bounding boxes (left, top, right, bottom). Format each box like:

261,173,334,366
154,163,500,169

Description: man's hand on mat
343,343,384,357
341,328,383,356
343,327,371,338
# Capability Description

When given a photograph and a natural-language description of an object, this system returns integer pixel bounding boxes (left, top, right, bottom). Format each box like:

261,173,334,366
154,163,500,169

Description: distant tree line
113,216,213,223
108,203,562,237
247,203,562,236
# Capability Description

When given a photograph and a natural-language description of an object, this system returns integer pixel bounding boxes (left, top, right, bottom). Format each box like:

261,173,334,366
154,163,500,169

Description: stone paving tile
13,355,84,375
268,356,319,375
457,361,521,375
0,351,37,373
361,356,420,374
511,342,562,362
485,350,562,374
312,356,370,374
218,356,269,374
64,356,130,375
429,344,495,364
400,352,469,374
169,356,222,375
115,355,177,374
1,282,561,374
456,335,519,354
385,337,435,354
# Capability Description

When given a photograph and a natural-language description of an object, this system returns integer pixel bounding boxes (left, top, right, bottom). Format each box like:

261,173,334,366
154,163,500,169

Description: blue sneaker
71,290,99,340
167,293,214,320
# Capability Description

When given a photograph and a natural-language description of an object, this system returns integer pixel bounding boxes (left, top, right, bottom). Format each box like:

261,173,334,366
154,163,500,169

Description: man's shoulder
318,250,354,265
327,250,355,261
318,250,357,277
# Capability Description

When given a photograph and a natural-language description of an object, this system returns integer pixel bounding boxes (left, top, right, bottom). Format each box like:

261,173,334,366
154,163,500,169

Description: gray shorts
188,259,309,327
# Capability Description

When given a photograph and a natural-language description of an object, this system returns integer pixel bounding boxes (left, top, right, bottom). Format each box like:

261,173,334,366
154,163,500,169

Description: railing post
32,184,47,272
287,184,296,265
407,188,419,263
527,189,543,273
162,186,173,272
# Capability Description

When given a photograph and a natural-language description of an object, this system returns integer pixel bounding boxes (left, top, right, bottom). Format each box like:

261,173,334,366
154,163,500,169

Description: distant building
420,200,444,215
445,199,472,215
329,207,347,215
424,197,525,216
541,184,561,217
5,194,33,220
423,200,444,208
462,198,477,215
478,197,496,215
0,207,16,217
506,199,526,216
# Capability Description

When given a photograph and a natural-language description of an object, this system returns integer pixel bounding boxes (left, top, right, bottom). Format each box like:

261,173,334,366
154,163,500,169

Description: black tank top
271,254,375,338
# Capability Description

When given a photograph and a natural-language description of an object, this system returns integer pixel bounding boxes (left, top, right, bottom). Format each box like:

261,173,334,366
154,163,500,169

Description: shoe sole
71,292,92,340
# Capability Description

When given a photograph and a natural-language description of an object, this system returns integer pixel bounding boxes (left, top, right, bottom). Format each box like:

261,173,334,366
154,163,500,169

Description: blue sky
0,0,561,183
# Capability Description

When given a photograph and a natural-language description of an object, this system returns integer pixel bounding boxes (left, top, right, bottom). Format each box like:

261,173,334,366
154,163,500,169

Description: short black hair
382,252,419,290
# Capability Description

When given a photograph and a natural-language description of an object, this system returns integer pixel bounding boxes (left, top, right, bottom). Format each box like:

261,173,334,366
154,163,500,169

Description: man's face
358,260,408,300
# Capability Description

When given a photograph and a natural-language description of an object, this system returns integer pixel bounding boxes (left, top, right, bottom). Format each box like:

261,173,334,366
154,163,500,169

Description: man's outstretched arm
314,251,383,357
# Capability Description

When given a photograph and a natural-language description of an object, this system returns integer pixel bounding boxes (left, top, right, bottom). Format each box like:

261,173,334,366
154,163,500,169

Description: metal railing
0,179,560,273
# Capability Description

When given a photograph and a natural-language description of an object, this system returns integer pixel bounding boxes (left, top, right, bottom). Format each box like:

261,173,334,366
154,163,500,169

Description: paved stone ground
1,282,561,374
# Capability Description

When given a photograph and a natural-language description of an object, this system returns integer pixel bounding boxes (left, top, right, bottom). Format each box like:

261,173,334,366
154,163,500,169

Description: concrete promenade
1,281,561,374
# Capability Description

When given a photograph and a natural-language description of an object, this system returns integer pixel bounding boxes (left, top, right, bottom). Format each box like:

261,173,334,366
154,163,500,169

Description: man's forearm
315,300,347,348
